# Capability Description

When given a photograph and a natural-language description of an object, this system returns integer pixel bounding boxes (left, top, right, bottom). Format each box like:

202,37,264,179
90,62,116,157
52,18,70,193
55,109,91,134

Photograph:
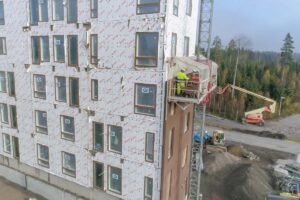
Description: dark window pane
53,0,64,20
0,1,5,25
10,105,17,128
0,71,6,92
69,78,79,106
109,126,122,154
0,38,6,55
54,36,65,62
68,36,78,66
136,33,158,67
109,166,122,194
32,37,40,64
7,72,15,96
39,0,48,22
67,0,77,23
94,122,103,151
91,0,98,18
137,0,160,14
94,162,104,189
30,0,39,25
91,79,98,100
55,77,67,102
41,37,50,62
145,132,154,162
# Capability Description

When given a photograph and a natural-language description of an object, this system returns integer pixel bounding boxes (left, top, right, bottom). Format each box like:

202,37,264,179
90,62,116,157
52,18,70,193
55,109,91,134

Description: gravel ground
0,177,46,200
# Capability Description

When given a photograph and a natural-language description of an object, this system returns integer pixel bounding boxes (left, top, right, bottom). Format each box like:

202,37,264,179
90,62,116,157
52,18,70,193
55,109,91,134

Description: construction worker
176,69,189,96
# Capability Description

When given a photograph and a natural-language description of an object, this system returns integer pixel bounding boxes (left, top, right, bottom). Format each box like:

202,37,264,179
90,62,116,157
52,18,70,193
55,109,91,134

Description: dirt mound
225,164,273,200
204,152,241,175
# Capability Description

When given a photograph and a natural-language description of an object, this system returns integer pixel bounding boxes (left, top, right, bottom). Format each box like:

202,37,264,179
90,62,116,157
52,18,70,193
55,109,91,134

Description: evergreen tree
280,33,294,66
211,36,222,64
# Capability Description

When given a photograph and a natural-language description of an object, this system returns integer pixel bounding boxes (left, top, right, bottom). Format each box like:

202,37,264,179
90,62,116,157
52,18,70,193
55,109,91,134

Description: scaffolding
189,0,215,200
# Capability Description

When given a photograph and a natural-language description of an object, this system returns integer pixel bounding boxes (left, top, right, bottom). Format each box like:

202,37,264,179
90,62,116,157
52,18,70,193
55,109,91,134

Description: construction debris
227,144,260,161
204,152,240,175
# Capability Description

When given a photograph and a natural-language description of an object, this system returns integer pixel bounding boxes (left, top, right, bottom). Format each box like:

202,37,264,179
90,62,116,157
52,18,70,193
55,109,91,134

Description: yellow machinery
217,84,277,126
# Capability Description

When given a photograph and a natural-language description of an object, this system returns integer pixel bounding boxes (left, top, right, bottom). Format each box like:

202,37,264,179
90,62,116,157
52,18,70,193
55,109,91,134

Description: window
35,110,47,134
137,0,160,14
91,79,98,101
144,177,153,200
31,36,50,64
67,0,77,23
168,128,174,159
108,125,122,154
93,122,103,152
135,84,156,116
171,33,177,57
90,34,98,64
69,78,79,106
12,136,19,159
55,76,67,102
54,36,65,62
186,0,192,16
7,72,15,96
2,133,11,154
135,33,159,67
0,103,8,124
9,105,17,128
181,146,188,168
94,162,104,189
184,112,190,133
173,0,179,16
62,152,76,177
29,0,48,25
0,1,4,25
145,132,154,162
61,115,75,141
52,0,64,20
108,166,122,194
33,74,46,99
0,71,6,92
184,37,190,57
0,37,6,55
68,35,78,66
37,144,49,167
90,0,98,18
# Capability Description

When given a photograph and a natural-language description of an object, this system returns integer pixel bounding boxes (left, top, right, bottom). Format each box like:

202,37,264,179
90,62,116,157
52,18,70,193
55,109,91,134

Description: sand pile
204,152,241,175
225,164,273,200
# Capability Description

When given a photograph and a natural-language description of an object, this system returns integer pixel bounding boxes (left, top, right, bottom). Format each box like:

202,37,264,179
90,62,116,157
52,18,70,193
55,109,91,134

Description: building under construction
0,0,217,199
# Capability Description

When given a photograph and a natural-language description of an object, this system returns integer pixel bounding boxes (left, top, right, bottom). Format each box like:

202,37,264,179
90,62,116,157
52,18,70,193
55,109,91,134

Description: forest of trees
208,33,300,120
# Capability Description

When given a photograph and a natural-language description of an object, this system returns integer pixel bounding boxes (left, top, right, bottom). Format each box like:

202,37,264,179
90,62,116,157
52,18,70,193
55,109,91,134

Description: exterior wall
161,101,194,200
0,0,168,199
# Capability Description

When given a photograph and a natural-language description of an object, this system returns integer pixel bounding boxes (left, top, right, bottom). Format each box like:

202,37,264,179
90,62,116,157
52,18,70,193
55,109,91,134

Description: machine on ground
217,84,277,126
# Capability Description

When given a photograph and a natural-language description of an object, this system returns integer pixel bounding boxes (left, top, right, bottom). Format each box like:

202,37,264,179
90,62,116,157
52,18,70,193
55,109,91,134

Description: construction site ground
195,112,300,200
201,143,295,200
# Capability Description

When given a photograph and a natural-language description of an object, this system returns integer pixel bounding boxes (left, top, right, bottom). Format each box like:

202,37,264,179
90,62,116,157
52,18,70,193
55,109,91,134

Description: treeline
208,34,300,120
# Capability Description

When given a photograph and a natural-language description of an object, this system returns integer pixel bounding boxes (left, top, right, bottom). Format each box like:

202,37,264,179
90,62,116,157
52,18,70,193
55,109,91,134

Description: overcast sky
212,0,300,53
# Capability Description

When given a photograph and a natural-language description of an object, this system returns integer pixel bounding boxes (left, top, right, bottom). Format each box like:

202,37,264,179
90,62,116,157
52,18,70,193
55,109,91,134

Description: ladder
188,104,206,200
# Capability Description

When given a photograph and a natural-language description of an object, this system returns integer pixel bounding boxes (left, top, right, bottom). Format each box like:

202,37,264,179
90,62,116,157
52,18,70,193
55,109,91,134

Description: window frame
55,76,67,103
69,77,79,107
2,133,11,154
93,161,104,190
33,74,46,99
0,37,7,55
7,72,15,97
52,0,64,21
134,83,157,117
135,32,159,68
53,35,65,63
90,0,98,18
173,0,179,16
67,0,78,23
107,165,122,194
186,0,192,16
0,71,6,93
91,79,98,101
37,143,49,168
108,125,122,155
60,115,75,142
0,1,5,25
184,36,190,57
93,122,104,152
12,136,19,159
9,105,17,129
171,33,177,57
62,151,76,177
90,34,98,65
144,177,153,200
0,103,8,124
67,35,79,67
136,0,160,15
145,132,155,163
35,110,48,134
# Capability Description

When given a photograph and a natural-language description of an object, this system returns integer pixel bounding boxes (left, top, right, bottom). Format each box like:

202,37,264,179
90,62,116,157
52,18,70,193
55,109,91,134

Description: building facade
0,0,216,200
